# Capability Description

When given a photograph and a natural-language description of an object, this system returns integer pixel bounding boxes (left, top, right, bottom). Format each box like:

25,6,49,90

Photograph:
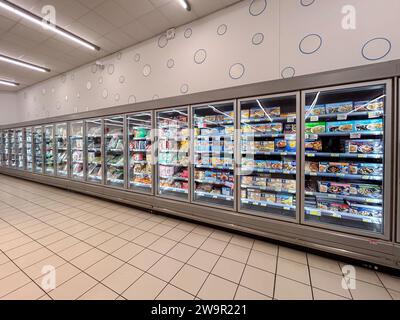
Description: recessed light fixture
0,0,100,51
0,79,19,87
0,54,50,73
178,0,191,11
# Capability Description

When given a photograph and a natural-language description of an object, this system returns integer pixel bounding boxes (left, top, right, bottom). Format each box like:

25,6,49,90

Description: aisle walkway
0,174,399,300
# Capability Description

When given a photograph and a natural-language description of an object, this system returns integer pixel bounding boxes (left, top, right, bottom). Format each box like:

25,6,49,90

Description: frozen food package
349,203,383,218
354,119,383,132
305,161,319,173
345,139,383,154
305,122,326,134
305,140,323,152
276,195,293,206
354,99,384,112
305,104,326,116
349,163,383,176
325,101,353,114
326,121,354,133
284,124,297,134
318,162,349,174
349,184,382,198
318,181,351,195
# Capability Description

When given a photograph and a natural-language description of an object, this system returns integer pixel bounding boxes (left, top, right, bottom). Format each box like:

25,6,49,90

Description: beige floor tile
181,232,207,248
156,284,194,300
200,238,228,255
128,249,162,271
148,256,184,282
171,265,208,296
191,225,214,237
212,257,245,283
49,272,98,300
166,243,197,263
102,264,143,294
377,272,400,292
70,248,108,270
23,254,66,280
28,228,58,240
277,257,310,285
198,275,237,300
135,220,159,231
338,263,382,286
133,232,160,247
58,242,93,261
235,286,271,300
5,241,43,260
240,265,274,297
78,283,118,300
112,242,144,262
63,223,90,236
175,221,197,232
222,243,251,263
209,230,233,242
1,281,45,300
0,271,32,298
279,247,307,265
85,232,114,246
0,261,19,280
313,288,349,300
36,232,69,246
118,227,145,241
164,228,190,242
274,276,313,300
97,237,128,254
247,250,277,273
388,289,400,300
85,255,124,281
74,227,102,241
350,280,392,300
148,237,177,254
14,247,54,269
95,220,118,231
105,223,131,236
309,267,351,299
47,236,80,253
122,273,167,300
0,236,33,252
188,250,219,272
230,235,254,249
149,224,173,236
307,254,342,275
0,253,10,265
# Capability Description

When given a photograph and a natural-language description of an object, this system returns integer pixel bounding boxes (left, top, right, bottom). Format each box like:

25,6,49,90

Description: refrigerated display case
25,127,33,171
33,126,43,173
9,130,16,167
16,129,23,169
56,123,68,177
0,130,3,167
239,94,299,220
128,112,153,193
44,125,55,174
105,116,124,187
193,102,235,208
302,81,390,236
4,130,10,166
86,119,103,184
70,121,84,180
157,108,189,199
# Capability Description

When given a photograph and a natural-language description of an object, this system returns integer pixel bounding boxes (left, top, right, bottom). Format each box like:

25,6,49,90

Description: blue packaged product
222,187,232,196
266,160,283,170
305,104,326,116
349,184,382,198
326,121,355,133
345,139,383,154
354,99,384,112
275,139,296,152
349,203,383,218
354,119,383,132
349,163,383,176
325,101,353,114
276,195,293,206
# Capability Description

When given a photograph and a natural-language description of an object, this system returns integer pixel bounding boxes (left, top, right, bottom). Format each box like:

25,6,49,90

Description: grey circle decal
134,53,141,62
114,93,120,101
51,88,55,94
42,89,46,95
184,28,192,39
107,64,115,75
180,84,189,94
229,63,245,80
119,76,125,84
281,66,296,78
217,24,228,36
56,103,61,110
252,33,264,45
153,94,159,100
194,49,207,64
102,89,108,99
86,81,92,90
362,37,391,61
61,74,66,83
249,0,267,16
299,33,322,54
24,92,27,99
158,34,168,48
98,76,103,84
117,52,122,60
76,92,80,99
128,95,136,104
300,0,315,6
143,64,151,77
65,95,68,101
91,64,97,73
70,73,75,80
167,58,175,69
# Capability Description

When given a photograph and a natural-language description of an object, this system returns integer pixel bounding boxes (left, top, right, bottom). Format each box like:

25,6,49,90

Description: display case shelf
305,191,382,204
305,207,382,225
130,182,151,188
196,165,234,170
242,151,296,156
305,152,383,159
195,191,233,201
241,168,296,174
305,131,383,139
305,172,383,181
306,111,383,121
241,185,296,194
242,199,296,211
160,186,188,194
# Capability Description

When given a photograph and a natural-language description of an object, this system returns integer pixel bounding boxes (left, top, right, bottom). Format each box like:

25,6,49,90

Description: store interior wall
2,0,399,125
0,92,18,125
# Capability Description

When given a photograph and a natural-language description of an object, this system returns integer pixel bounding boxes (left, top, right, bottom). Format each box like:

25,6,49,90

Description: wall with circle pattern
5,0,400,124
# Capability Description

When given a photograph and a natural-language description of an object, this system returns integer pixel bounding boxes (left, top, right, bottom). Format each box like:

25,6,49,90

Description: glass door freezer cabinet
44,125,55,175
56,123,68,177
69,121,84,180
15,129,23,169
301,81,391,238
25,127,33,171
33,126,43,174
9,129,16,168
86,119,103,184
0,130,4,166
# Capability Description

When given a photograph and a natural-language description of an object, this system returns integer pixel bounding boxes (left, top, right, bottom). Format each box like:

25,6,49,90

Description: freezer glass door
16,129,23,169
0,131,3,167
70,121,84,180
128,112,152,193
157,108,189,199
240,95,298,219
44,125,55,174
5,130,10,166
193,102,235,208
303,83,387,235
26,128,33,171
105,116,124,187
56,123,68,177
10,130,16,167
86,119,103,184
34,127,43,173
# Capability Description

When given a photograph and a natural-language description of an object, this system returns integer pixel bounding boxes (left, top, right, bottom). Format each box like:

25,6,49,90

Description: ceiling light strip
0,79,19,87
0,54,50,73
178,0,191,11
0,0,100,51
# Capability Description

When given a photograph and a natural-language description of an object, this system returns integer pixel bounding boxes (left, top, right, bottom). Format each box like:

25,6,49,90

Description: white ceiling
0,0,241,92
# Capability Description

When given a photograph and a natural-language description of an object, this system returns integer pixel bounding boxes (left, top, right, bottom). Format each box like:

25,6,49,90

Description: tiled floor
0,174,399,300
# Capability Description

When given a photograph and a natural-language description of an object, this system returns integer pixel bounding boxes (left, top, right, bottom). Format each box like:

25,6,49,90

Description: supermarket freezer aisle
0,174,399,300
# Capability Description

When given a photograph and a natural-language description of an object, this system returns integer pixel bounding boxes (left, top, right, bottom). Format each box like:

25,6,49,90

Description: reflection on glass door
56,123,68,177
239,94,298,219
128,112,152,193
44,125,55,174
86,119,103,184
303,83,388,235
26,128,33,171
69,121,84,180
105,116,124,187
16,129,23,169
157,108,189,199
34,126,43,173
193,102,235,208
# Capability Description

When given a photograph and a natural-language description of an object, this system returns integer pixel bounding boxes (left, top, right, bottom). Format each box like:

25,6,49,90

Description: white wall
8,0,400,124
0,92,17,125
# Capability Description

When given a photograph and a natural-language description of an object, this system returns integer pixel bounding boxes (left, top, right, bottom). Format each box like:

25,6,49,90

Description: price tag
350,133,361,139
307,134,318,140
358,154,368,158
285,134,296,140
310,210,321,217
337,114,347,120
261,203,267,207
331,153,340,157
310,116,319,122
310,172,318,176
336,173,345,177
362,176,371,180
213,196,218,199
363,218,372,223
306,153,315,157
368,111,381,118
332,213,341,218
287,117,295,123
283,207,291,211
327,194,336,199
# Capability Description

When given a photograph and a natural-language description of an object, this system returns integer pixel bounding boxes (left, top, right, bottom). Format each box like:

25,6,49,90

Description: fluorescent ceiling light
0,54,50,73
0,79,19,87
178,0,191,11
0,0,100,51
